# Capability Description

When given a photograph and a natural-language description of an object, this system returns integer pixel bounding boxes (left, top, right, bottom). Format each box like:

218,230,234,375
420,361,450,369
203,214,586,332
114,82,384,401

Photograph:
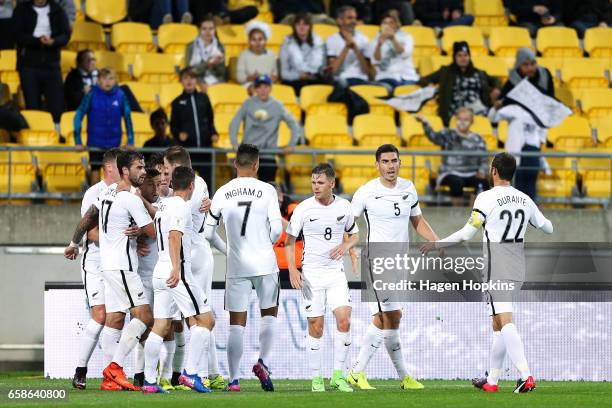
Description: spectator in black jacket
271,0,335,24
0,0,14,50
191,0,258,25
413,0,474,28
508,0,562,37
562,0,610,38
170,68,218,186
64,49,98,111
499,47,554,99
13,0,69,127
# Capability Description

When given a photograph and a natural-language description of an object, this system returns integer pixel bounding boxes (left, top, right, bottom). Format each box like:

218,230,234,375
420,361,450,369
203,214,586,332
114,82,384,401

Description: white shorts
81,257,105,308
368,300,402,316
153,262,210,319
103,269,149,313
486,290,514,316
191,243,214,300
140,275,154,305
225,273,280,313
302,270,351,318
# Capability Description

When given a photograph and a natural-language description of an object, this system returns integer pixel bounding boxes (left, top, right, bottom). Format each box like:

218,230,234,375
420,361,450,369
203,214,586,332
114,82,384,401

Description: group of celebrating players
63,142,552,395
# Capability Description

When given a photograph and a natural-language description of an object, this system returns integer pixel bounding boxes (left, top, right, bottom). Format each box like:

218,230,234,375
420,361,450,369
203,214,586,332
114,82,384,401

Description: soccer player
285,163,359,393
348,144,438,390
64,150,156,391
203,144,283,392
142,166,215,394
164,146,227,390
421,152,553,393
71,148,121,390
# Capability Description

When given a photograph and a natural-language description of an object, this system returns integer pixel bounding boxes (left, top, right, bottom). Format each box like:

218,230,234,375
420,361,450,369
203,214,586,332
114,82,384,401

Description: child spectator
236,20,278,89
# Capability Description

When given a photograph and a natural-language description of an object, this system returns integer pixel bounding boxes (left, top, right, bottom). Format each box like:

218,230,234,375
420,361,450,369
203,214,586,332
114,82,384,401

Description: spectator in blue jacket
74,67,134,183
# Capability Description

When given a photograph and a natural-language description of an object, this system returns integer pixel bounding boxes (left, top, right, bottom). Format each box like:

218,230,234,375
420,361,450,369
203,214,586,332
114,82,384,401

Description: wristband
69,241,79,249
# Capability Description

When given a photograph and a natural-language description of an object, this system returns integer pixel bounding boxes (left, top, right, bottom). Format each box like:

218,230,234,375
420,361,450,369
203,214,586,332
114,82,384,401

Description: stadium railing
0,145,610,207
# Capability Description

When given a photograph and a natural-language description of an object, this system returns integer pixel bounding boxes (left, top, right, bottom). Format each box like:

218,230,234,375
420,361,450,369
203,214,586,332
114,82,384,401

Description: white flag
379,86,437,113
505,79,572,128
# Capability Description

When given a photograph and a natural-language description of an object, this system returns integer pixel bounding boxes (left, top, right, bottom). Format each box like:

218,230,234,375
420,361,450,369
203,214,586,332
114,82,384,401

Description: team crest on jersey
336,215,345,224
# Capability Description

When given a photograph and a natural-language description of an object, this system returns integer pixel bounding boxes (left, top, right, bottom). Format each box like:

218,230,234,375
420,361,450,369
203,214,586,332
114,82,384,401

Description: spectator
562,0,610,38
236,20,278,89
327,5,372,87
13,0,70,127
64,49,98,111
413,0,474,28
56,0,75,26
508,0,561,37
418,41,500,127
372,0,415,25
271,0,335,24
73,67,134,184
500,47,554,99
280,13,326,94
169,67,218,186
143,108,176,149
416,108,489,206
0,0,14,50
192,0,258,25
370,11,419,92
150,0,192,29
185,16,226,85
331,0,372,24
229,75,301,182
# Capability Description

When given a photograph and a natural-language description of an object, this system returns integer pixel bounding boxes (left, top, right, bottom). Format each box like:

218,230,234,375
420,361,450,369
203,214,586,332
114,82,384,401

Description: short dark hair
147,152,165,169
375,144,400,161
312,163,335,180
145,167,160,178
236,144,259,167
337,5,356,18
76,49,93,67
491,152,516,181
150,108,168,127
179,67,197,79
165,145,191,167
172,166,195,190
102,147,122,165
117,150,144,176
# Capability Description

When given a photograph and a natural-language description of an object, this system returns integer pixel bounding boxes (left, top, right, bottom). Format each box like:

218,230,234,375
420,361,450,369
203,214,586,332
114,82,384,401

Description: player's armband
467,211,484,229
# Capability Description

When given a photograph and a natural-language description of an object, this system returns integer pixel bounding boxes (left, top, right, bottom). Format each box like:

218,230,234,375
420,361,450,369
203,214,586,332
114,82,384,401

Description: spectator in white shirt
326,5,372,87
370,11,419,93
185,16,227,85
279,12,326,94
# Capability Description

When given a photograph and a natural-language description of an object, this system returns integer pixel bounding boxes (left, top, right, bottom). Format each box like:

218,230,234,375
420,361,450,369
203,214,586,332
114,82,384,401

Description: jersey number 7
238,201,252,237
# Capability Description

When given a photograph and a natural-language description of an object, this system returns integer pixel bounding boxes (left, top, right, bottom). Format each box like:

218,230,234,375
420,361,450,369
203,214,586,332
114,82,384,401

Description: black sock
75,367,87,377
171,371,181,386
134,372,144,386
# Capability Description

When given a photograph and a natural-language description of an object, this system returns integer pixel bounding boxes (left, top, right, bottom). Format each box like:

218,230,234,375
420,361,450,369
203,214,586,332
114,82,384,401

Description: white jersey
95,183,153,271
153,196,193,278
80,181,110,264
190,176,210,247
286,195,358,273
351,177,421,244
206,177,281,278
137,199,161,278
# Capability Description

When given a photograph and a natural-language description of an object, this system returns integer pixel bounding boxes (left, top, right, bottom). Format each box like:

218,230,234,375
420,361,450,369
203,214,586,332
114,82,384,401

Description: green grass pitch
1,372,611,408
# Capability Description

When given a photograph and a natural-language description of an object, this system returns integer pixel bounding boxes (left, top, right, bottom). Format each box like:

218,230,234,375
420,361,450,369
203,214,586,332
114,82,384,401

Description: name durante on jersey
154,196,193,278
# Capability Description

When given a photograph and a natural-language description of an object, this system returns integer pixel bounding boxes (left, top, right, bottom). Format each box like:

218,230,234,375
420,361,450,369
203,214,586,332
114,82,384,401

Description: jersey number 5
238,201,252,237
500,209,525,243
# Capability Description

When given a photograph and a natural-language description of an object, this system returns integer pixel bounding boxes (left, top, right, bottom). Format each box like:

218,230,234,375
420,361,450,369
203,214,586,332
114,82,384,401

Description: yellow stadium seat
537,156,575,200
449,115,497,150
548,116,594,150
300,85,347,117
578,89,612,120
207,83,248,115
157,23,198,55
111,23,155,54
60,111,88,145
122,112,152,148
284,148,325,194
35,151,88,193
398,153,436,195
61,50,76,79
313,24,338,41
577,149,611,199
328,152,378,194
350,84,393,117
441,26,487,56
401,114,443,149
271,84,300,121
0,50,19,95
561,58,609,91
214,112,239,148
536,27,581,57
158,83,184,114
122,82,158,112
305,114,352,147
278,122,292,146
268,24,293,54
584,27,612,58
554,87,577,113
19,111,58,146
68,21,106,51
85,0,127,25
357,25,379,41
133,53,178,85
419,55,452,77
216,25,248,62
401,26,440,57
592,116,612,147
472,0,507,32
0,149,37,195
488,26,531,57
95,50,130,82
471,56,509,81
353,114,400,147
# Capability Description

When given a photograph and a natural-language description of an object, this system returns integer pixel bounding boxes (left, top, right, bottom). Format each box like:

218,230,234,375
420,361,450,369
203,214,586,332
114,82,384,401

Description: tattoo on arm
72,205,99,243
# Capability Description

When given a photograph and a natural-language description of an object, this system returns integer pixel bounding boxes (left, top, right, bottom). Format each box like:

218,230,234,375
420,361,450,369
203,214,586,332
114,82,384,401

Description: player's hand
349,247,359,276
199,197,211,214
419,241,437,255
64,245,79,260
289,268,303,289
329,243,348,260
137,239,150,257
167,269,180,288
124,225,140,237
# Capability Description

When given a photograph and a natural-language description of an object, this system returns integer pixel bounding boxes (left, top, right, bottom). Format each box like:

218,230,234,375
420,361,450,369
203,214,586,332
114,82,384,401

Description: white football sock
501,323,531,381
352,323,383,373
227,325,245,382
173,330,185,373
383,329,408,379
333,330,351,372
112,318,147,367
76,319,103,367
134,342,145,374
487,331,506,385
100,326,121,366
259,315,276,363
185,326,210,375
161,340,176,380
208,331,220,377
144,332,163,384
307,335,322,377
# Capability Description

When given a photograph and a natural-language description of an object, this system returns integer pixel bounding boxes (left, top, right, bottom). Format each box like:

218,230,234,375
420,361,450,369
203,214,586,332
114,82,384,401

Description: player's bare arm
136,236,151,257
285,233,302,289
330,232,359,261
410,214,439,242
64,205,99,260
167,230,182,288
199,197,211,214
86,226,99,243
